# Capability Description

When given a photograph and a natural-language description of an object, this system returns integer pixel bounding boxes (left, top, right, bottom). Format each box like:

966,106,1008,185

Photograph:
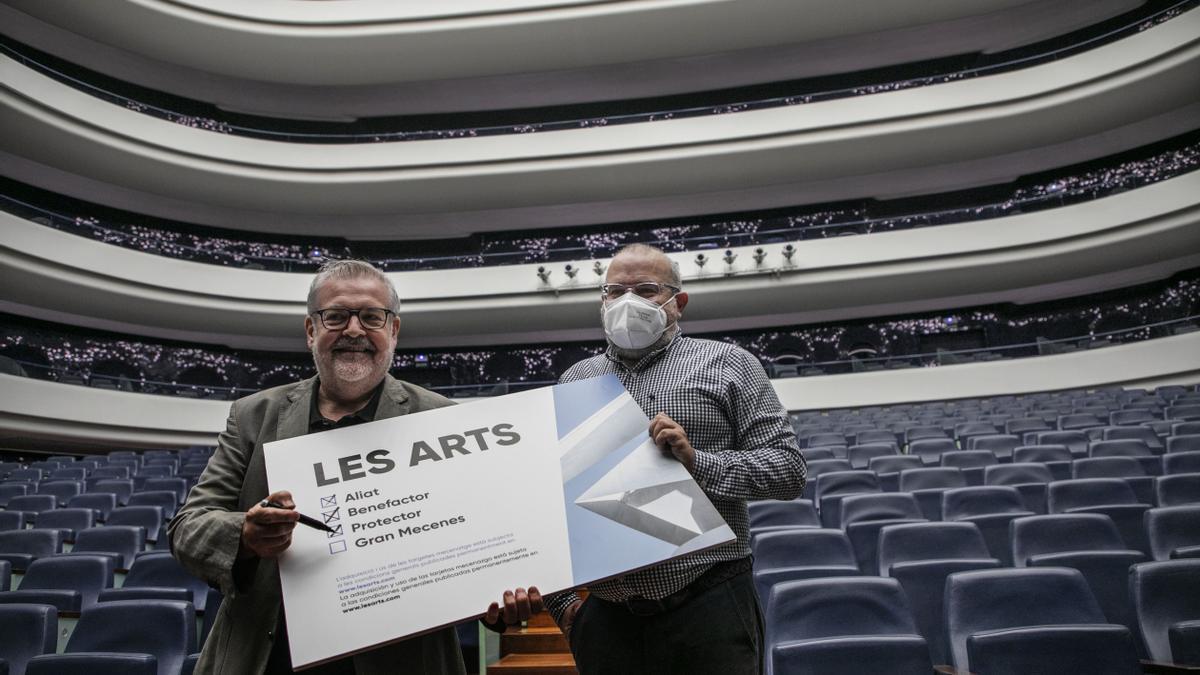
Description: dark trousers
569,570,764,675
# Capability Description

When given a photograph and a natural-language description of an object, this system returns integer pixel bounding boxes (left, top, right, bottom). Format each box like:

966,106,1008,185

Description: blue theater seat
24,654,157,675
126,492,178,520
899,468,967,521
1170,621,1200,666
846,444,896,470
1072,457,1156,505
985,462,1053,514
1168,435,1200,454
1130,559,1200,665
106,506,164,546
31,509,94,543
814,471,879,528
71,526,145,571
36,481,82,507
3,495,57,521
945,567,1137,673
0,530,61,572
966,625,1140,675
765,577,931,675
855,430,899,447
47,468,88,482
1029,431,1089,458
1006,417,1051,437
98,551,210,612
0,513,23,533
0,603,57,675
908,438,956,466
967,434,1021,462
1048,478,1151,554
1145,505,1200,561
0,554,115,612
799,448,834,462
1156,473,1200,506
0,485,28,508
941,486,1033,565
23,599,194,675
905,426,947,445
867,455,923,492
1013,444,1073,480
1103,425,1164,452
65,493,117,522
751,529,860,605
839,493,925,574
939,451,996,486
954,422,998,443
1164,452,1200,475
799,460,851,500
748,500,819,531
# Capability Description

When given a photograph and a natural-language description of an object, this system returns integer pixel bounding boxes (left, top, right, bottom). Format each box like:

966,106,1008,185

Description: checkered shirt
545,334,806,622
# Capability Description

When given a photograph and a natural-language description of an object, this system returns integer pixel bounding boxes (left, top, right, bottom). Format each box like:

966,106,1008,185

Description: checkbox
327,523,343,538
329,540,347,554
322,507,340,523
320,495,337,508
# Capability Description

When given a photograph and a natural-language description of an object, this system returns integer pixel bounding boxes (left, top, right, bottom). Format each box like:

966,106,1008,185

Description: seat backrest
954,422,998,440
805,432,848,448
815,471,879,500
5,494,57,513
766,576,919,644
752,528,857,569
106,506,164,537
1156,474,1200,507
1103,425,1162,447
856,429,899,446
0,483,29,505
33,508,95,536
1072,457,1146,479
899,468,967,492
841,493,923,526
8,468,44,482
905,426,947,444
124,553,209,610
1145,505,1200,562
1010,514,1128,566
89,466,130,480
48,467,88,481
1059,414,1103,430
909,439,957,462
1033,432,1089,455
945,567,1106,671
968,435,1021,453
805,459,853,482
1110,409,1156,425
1167,404,1200,420
748,500,819,529
869,455,924,475
847,444,897,469
0,511,25,532
1130,559,1200,661
1168,435,1200,454
0,528,60,558
0,603,58,674
21,554,115,606
940,451,998,470
1164,452,1200,476
1090,439,1153,458
1013,444,1073,464
877,522,991,574
128,491,178,515
1006,418,1050,435
72,526,146,570
65,599,196,675
1048,478,1140,512
942,486,1027,519
801,448,835,461
985,463,1054,486
66,493,118,519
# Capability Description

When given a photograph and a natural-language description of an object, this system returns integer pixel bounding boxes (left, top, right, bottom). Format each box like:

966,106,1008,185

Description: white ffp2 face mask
602,292,675,350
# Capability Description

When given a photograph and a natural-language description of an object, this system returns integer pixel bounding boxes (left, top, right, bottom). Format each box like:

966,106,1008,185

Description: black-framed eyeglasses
310,307,394,330
600,282,680,301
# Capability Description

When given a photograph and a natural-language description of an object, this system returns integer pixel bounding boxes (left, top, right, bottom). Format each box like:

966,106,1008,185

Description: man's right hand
239,490,300,559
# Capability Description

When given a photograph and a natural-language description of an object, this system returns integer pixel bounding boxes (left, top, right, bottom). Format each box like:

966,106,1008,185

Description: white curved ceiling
0,0,1142,116
2,12,1198,239
3,173,1198,351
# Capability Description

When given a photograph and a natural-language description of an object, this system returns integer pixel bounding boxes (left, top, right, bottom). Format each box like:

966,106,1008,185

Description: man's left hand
650,413,696,473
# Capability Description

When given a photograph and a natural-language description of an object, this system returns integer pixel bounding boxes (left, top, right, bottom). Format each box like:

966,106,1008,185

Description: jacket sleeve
168,399,256,598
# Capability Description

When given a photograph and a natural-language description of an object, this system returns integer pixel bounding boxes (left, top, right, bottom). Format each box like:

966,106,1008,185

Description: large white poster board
264,375,735,669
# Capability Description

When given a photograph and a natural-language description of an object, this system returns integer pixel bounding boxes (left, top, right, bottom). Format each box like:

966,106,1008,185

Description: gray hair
306,260,401,314
612,243,682,287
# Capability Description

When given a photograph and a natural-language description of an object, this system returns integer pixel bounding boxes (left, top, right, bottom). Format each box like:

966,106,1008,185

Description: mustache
331,337,375,352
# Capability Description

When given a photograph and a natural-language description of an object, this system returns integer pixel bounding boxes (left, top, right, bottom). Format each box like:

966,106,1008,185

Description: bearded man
170,260,465,675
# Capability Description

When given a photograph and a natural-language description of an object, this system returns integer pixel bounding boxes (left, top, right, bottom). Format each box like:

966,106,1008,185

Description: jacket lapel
377,375,412,420
276,377,317,442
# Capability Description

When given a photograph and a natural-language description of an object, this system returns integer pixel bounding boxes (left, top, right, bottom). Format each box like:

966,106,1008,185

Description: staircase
488,612,577,674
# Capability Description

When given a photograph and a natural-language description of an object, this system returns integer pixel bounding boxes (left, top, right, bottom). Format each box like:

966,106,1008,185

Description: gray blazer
169,376,466,675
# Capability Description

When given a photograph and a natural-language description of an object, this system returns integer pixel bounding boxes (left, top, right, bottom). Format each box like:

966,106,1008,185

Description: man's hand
650,413,696,472
484,587,544,632
556,598,583,641
239,490,300,559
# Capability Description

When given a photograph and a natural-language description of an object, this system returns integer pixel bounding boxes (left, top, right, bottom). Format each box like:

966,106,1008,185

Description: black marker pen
261,499,336,533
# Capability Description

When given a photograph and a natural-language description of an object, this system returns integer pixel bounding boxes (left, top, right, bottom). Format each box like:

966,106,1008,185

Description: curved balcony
2,11,1199,237
0,0,1147,118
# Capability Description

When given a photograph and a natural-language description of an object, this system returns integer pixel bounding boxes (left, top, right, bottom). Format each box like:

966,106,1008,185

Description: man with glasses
490,243,806,674
170,260,466,675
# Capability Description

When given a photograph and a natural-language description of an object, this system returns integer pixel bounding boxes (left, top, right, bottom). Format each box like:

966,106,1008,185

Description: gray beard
609,323,679,364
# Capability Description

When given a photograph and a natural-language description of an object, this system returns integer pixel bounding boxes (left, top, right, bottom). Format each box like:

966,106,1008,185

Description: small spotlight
592,260,606,276
722,249,737,265
695,253,708,268
752,248,767,265
564,264,578,278
536,266,551,282
782,244,796,261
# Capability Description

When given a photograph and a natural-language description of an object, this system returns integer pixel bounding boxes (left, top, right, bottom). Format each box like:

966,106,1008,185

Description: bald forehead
607,250,675,284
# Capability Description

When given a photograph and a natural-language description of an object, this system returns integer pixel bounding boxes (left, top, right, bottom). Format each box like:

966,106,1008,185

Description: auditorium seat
1169,435,1200,454
751,529,861,605
1029,431,1089,458
748,500,819,531
854,430,899,447
799,448,835,461
1110,409,1157,426
0,603,57,675
1164,452,1200,475
1166,404,1200,421
799,460,852,500
71,526,145,571
1010,514,1146,636
899,468,967,520
939,451,997,486
0,514,23,533
88,467,129,481
1130,559,1200,665
1012,444,1073,480
3,495,57,522
1102,425,1164,452
1072,456,1156,505
1047,478,1152,554
89,480,133,506
0,530,61,572
0,561,8,592
985,463,1053,514
6,470,43,484
97,551,210,612
0,485,27,509
814,471,880,528
967,434,1021,462
1157,473,1200,506
0,554,114,612
804,432,848,450
846,444,896,470
32,508,95,543
839,493,925,574
24,654,157,675
127,492,178,520
867,455,923,491
66,493,117,522
1058,413,1105,432
135,466,173,480
22,599,195,675
106,506,164,547
765,576,931,675
945,567,1139,673
1174,423,1200,437
48,468,88,482
941,486,1034,565
908,439,957,466
1006,417,1051,437
904,426,947,445
1090,439,1160,477
1146,505,1200,561
953,422,998,445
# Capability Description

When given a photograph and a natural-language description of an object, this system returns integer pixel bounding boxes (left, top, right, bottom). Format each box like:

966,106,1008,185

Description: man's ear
305,316,316,349
674,292,689,313
391,316,401,340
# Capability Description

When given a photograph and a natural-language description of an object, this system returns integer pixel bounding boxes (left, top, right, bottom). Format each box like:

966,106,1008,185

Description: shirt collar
604,328,683,373
307,378,386,432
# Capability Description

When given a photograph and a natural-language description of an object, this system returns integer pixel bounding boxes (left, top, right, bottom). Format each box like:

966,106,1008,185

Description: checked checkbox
322,507,340,524
327,523,343,538
320,495,337,508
